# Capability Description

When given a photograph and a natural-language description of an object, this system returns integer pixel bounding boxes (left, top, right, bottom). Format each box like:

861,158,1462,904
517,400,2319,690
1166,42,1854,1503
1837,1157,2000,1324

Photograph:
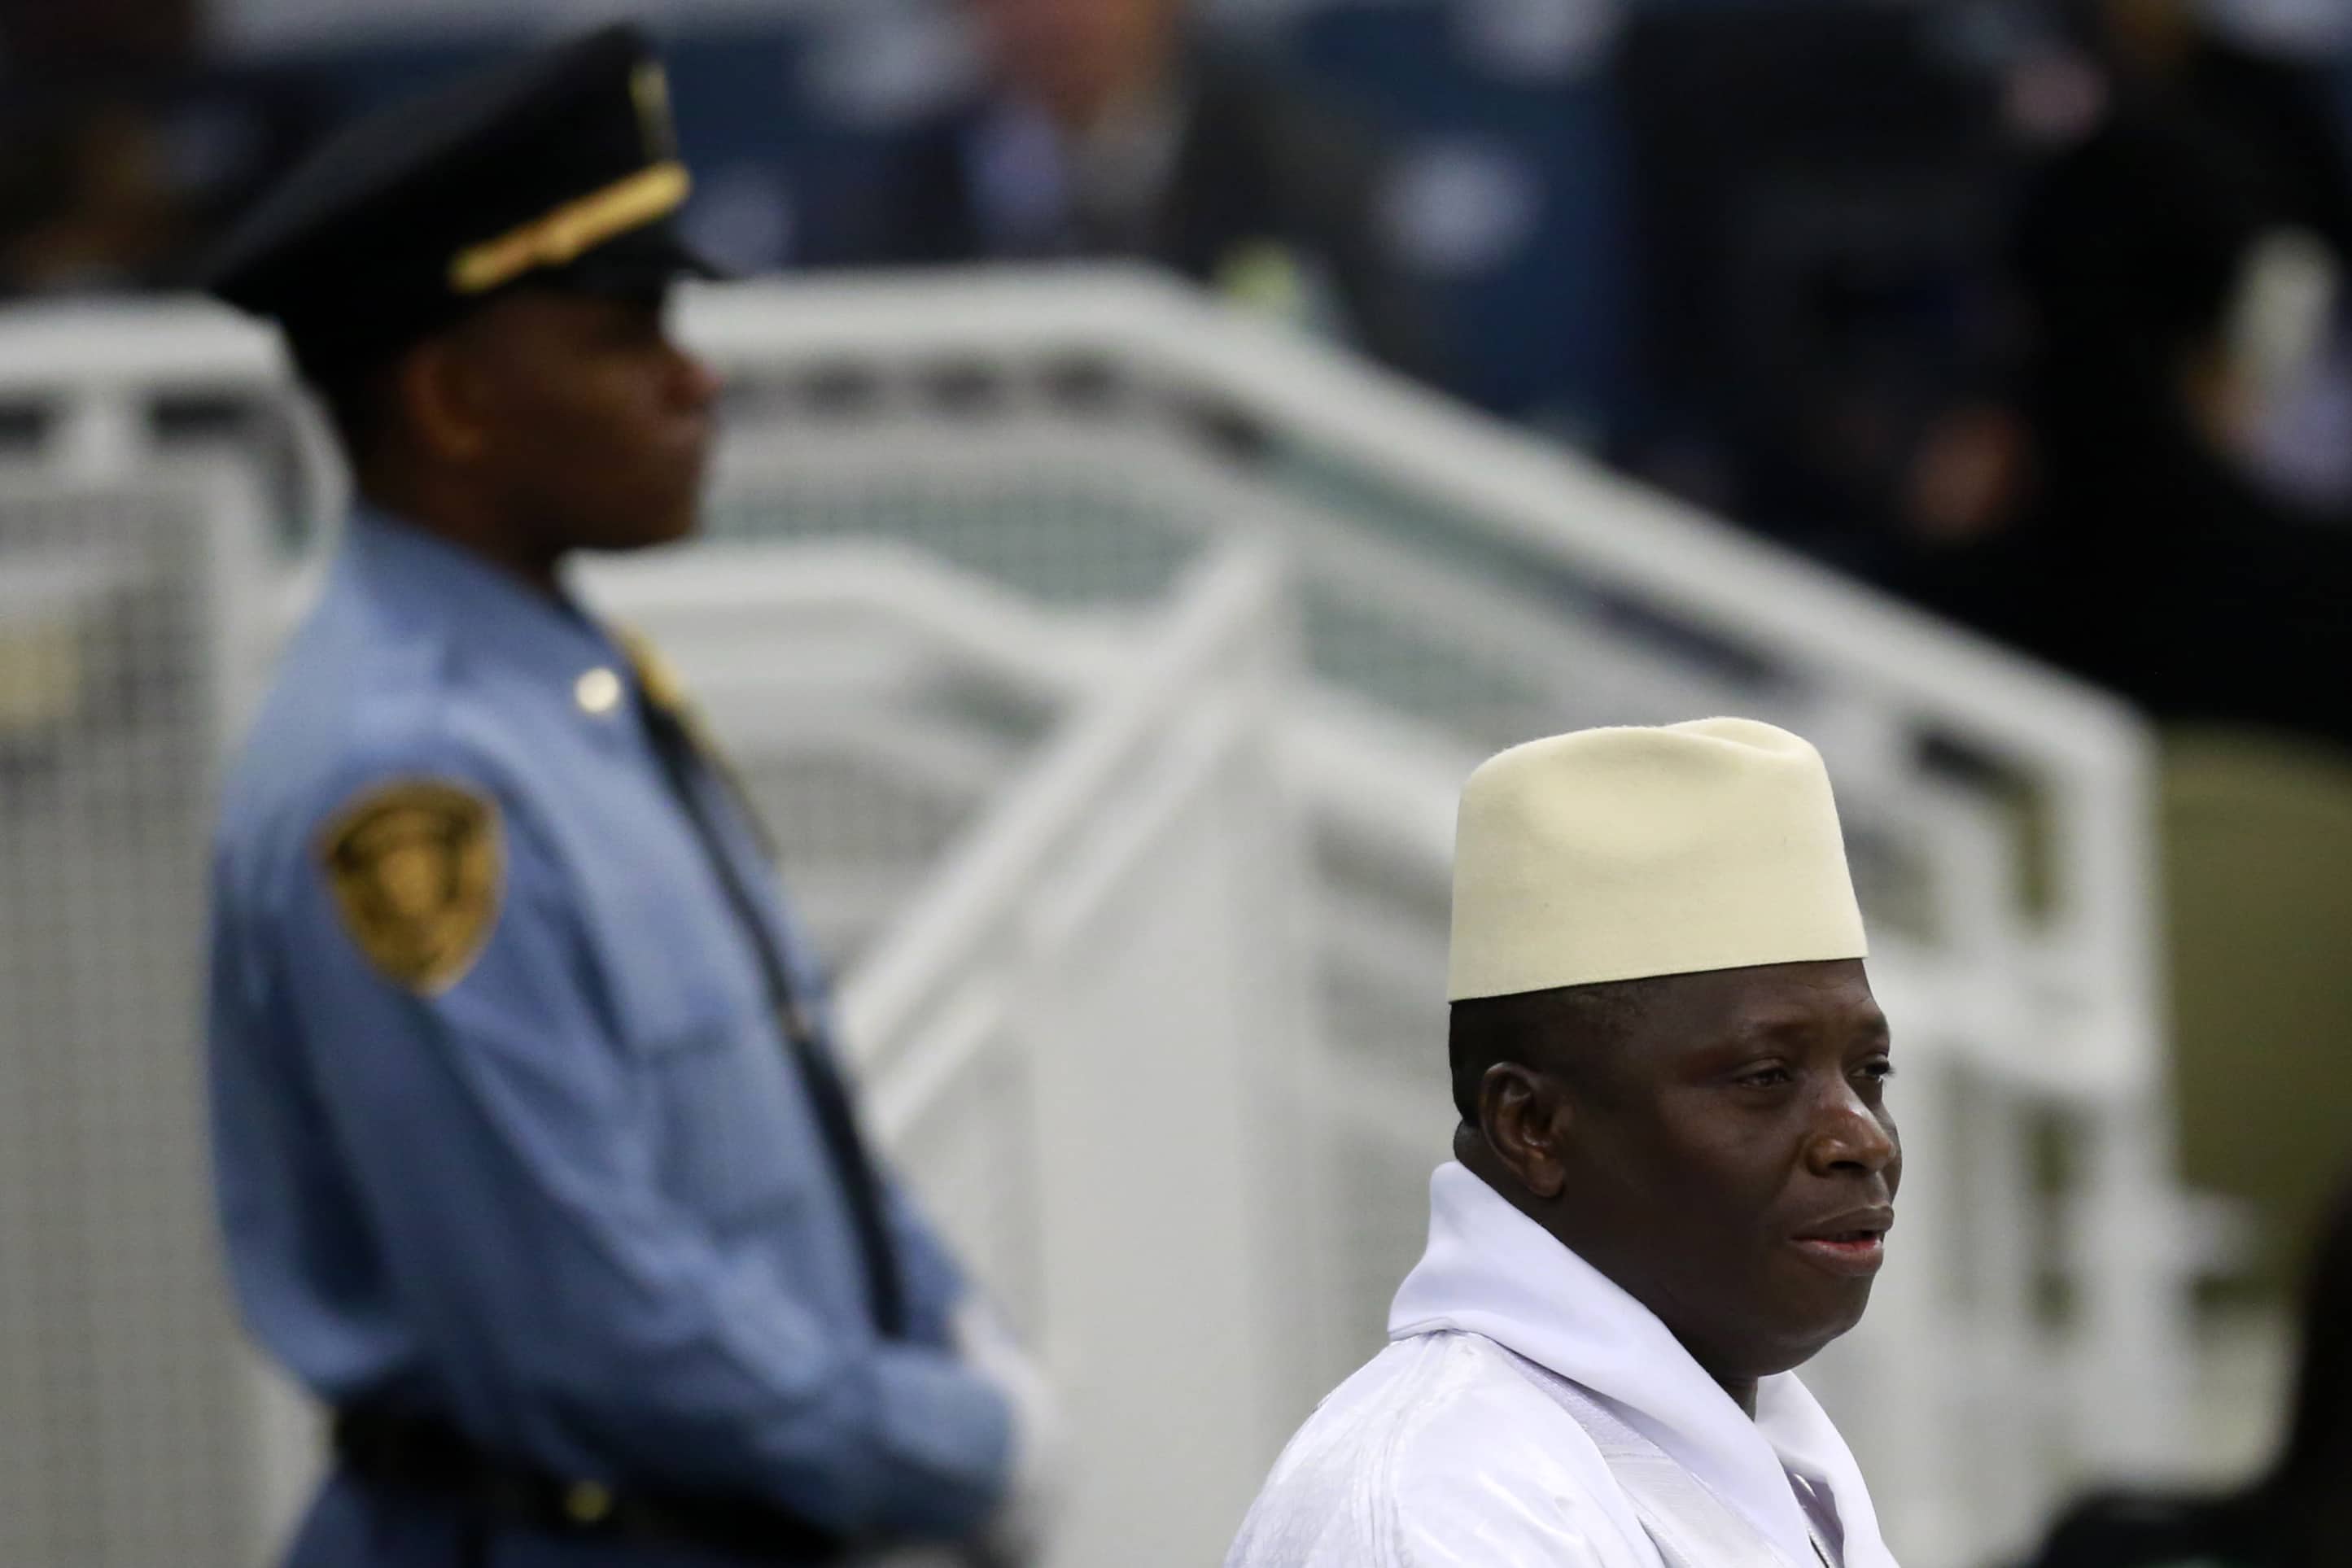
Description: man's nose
1805,1087,1897,1178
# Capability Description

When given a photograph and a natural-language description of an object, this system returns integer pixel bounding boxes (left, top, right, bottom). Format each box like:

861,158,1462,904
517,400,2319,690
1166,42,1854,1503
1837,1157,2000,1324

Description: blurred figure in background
1996,0,2352,749
2024,1173,2352,1567
0,0,320,295
1992,0,2352,1302
201,27,1052,1567
811,0,1439,379
1613,1,2032,574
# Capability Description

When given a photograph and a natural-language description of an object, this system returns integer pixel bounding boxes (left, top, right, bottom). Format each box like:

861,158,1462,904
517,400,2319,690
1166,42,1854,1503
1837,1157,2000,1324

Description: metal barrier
0,270,2197,1567
616,537,1318,1568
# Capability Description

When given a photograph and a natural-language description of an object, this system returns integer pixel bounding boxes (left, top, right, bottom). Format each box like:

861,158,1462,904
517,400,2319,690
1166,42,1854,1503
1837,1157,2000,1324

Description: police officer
201,26,1051,1567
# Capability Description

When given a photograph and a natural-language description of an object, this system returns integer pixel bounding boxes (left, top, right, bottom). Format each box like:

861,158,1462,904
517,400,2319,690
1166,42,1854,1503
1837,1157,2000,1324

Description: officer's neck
459,532,567,601
362,479,567,601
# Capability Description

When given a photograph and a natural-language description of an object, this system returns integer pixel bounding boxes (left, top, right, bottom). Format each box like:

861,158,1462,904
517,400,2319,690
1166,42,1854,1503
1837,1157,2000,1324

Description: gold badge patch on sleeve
318,780,505,994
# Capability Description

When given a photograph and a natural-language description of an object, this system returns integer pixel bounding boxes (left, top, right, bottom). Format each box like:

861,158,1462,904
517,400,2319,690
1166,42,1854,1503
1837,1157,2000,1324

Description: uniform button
564,1479,614,1524
575,667,623,715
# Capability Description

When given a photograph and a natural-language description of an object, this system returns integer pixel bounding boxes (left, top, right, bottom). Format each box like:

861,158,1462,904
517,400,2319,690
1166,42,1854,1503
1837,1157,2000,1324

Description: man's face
452,286,719,555
1532,959,1900,1382
965,0,1183,126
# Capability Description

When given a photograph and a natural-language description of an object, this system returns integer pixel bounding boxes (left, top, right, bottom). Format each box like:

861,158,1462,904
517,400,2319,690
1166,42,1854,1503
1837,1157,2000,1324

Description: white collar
1388,1162,1898,1568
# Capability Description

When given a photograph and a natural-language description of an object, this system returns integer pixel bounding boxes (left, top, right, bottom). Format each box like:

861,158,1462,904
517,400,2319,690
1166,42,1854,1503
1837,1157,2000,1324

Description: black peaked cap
201,24,715,382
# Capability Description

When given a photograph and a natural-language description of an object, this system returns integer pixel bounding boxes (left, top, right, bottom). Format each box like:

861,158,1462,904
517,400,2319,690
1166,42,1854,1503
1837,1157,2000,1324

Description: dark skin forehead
1462,957,1901,1410
1584,961,1891,1094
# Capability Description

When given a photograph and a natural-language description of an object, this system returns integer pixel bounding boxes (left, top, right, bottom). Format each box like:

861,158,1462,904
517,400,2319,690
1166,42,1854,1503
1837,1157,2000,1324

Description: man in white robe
1229,718,1904,1568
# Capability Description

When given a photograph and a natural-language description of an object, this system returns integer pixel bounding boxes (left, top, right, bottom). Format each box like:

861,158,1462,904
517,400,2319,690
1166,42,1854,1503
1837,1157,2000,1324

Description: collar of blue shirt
342,505,634,710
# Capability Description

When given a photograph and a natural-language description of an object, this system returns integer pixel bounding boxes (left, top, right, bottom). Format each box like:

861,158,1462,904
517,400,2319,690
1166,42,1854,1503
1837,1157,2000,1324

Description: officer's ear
396,332,496,467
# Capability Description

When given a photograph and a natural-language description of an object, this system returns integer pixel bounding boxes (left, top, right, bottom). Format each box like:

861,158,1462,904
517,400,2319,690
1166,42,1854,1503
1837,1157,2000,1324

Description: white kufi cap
1448,718,1867,1001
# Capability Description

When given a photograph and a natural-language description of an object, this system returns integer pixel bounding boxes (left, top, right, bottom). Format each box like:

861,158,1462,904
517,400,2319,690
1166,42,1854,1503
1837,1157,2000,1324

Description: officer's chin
645,448,712,548
648,498,705,549
596,486,706,554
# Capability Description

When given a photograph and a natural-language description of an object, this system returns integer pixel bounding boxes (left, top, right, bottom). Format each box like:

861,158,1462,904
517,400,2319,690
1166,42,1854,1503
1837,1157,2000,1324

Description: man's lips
1789,1207,1894,1277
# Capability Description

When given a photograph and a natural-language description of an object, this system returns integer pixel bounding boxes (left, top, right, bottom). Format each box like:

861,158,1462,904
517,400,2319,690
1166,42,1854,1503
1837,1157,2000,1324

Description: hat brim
274,222,726,386
548,221,728,297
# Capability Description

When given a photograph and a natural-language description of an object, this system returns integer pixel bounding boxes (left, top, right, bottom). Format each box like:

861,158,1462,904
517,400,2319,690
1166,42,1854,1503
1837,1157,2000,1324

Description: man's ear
396,335,493,466
1475,1062,1572,1201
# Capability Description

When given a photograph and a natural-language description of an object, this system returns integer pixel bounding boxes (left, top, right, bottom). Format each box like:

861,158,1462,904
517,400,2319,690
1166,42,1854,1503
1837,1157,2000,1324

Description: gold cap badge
319,780,505,994
632,61,678,161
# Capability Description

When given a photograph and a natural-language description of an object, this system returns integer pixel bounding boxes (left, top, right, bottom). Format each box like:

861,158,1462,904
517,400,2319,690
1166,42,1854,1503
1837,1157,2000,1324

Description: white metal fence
0,269,2197,1568
0,460,282,1568
614,536,1322,1568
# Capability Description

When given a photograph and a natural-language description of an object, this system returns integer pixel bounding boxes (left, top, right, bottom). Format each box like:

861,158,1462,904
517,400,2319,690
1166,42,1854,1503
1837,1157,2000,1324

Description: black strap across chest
630,680,908,1341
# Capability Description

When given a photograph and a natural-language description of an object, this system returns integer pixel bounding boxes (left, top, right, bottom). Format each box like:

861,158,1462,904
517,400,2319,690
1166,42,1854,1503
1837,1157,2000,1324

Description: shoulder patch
317,780,505,994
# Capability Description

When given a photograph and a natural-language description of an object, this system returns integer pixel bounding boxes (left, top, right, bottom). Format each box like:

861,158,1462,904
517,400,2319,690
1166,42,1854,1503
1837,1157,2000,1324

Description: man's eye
1856,1060,1896,1085
1738,1066,1793,1089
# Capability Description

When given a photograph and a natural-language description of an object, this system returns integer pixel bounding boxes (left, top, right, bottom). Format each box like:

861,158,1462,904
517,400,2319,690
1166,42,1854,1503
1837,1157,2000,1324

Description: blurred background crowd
7,0,2352,1562
10,0,2352,743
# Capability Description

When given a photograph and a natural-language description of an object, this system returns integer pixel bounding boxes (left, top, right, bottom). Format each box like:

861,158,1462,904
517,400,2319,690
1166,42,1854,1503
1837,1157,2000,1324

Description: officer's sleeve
265,750,1012,1541
881,1173,972,1349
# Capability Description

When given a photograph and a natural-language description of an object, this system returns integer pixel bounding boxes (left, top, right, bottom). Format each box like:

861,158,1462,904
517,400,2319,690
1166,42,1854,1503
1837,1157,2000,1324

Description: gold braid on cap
448,161,691,296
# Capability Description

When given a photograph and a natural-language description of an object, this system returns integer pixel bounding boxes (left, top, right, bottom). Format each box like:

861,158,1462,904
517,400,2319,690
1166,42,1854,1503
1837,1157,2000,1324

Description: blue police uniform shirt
206,509,1012,1552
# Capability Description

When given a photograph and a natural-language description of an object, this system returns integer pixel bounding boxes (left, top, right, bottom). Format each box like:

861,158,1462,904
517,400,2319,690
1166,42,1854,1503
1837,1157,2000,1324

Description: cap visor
551,224,730,295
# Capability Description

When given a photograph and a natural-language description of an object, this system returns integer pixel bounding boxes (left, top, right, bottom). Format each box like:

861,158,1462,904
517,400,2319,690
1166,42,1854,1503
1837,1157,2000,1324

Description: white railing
0,270,2198,1568
613,536,1321,1568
